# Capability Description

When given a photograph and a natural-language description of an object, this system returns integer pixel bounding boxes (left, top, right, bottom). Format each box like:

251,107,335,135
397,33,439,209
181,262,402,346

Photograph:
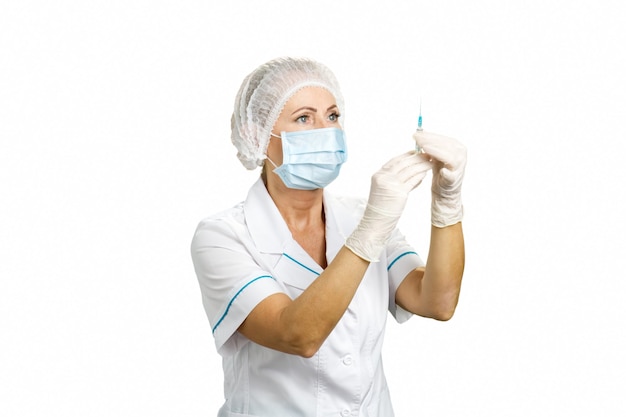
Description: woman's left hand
413,131,467,228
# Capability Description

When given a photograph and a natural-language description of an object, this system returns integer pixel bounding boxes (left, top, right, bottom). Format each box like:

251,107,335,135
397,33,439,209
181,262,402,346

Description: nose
315,118,329,129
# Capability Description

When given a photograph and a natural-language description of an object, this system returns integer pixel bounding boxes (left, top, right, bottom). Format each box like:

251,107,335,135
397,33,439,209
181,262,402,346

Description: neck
264,173,325,232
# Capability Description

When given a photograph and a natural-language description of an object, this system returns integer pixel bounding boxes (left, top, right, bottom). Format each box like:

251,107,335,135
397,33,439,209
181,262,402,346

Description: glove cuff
345,225,386,263
431,192,463,227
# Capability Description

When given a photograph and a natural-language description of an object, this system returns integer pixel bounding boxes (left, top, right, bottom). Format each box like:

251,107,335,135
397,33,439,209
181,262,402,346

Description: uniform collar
323,192,354,261
244,178,292,254
243,178,359,261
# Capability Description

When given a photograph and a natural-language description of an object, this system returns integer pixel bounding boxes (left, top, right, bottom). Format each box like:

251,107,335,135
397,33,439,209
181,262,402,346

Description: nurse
191,57,466,416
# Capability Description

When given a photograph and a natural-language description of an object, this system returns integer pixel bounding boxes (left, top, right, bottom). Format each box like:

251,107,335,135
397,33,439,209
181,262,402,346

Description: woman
191,57,466,416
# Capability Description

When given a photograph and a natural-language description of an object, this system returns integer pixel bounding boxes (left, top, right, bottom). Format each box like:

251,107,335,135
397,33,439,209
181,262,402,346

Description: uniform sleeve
385,228,425,323
191,215,285,356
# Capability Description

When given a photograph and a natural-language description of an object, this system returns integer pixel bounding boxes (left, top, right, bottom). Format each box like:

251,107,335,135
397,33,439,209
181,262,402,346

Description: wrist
431,192,463,228
345,230,385,263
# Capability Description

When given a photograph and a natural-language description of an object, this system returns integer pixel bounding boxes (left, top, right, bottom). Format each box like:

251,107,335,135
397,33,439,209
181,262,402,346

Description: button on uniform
342,354,353,366
340,409,351,417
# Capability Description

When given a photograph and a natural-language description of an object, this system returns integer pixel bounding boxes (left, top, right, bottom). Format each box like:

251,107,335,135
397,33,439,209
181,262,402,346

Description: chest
272,247,390,334
291,227,327,268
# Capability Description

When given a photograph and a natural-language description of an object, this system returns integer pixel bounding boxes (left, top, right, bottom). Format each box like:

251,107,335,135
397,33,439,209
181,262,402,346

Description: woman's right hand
345,151,432,262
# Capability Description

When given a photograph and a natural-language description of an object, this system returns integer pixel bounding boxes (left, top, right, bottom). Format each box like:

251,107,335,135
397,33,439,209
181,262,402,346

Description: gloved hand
413,131,467,228
345,151,433,262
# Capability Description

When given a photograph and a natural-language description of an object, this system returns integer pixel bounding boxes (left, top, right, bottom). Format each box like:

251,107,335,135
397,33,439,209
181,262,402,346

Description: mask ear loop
266,156,279,169
266,131,282,168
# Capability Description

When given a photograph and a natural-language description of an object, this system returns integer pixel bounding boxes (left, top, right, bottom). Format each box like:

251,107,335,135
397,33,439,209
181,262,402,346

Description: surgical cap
231,57,345,169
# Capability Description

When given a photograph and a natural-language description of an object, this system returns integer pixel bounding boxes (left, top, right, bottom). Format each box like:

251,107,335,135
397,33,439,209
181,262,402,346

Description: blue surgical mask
267,127,347,190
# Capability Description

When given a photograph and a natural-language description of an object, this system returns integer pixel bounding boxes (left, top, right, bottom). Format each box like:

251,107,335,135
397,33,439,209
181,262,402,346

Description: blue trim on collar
283,253,321,276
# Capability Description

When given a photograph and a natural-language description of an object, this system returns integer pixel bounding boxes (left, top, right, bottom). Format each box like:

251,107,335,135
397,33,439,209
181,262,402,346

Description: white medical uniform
191,178,424,417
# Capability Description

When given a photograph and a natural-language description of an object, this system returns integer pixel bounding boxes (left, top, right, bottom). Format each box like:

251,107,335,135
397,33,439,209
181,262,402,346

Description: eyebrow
290,104,338,116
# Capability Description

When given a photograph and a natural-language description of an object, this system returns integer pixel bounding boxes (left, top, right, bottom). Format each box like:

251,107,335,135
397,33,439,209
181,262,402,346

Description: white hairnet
231,57,345,169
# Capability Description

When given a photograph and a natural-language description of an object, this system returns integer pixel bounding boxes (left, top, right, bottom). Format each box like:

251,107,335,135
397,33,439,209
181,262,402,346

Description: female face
266,86,342,166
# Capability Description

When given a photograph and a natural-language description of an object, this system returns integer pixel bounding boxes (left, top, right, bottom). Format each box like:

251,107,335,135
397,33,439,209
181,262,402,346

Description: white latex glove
345,151,433,262
413,131,467,228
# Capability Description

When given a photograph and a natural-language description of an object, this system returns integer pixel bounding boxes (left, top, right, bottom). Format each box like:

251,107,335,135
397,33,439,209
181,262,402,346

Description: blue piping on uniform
387,251,418,271
212,275,275,334
283,253,321,276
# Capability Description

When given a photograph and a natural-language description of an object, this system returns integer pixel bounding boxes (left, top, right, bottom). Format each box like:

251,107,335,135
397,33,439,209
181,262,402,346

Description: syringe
415,99,424,153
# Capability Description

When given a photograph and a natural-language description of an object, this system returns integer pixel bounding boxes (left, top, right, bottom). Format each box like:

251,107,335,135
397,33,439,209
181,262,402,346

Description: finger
405,168,429,191
413,131,451,162
413,131,466,168
384,151,432,175
381,150,418,171
396,158,433,186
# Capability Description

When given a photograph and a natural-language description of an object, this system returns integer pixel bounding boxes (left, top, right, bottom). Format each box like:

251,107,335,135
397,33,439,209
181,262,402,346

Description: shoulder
192,202,247,248
196,202,245,227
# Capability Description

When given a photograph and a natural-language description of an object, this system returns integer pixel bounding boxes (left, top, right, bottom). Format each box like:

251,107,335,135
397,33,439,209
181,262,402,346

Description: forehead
283,86,337,109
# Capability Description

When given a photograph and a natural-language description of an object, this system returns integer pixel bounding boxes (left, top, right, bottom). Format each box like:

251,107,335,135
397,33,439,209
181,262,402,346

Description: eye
328,112,341,122
295,114,309,123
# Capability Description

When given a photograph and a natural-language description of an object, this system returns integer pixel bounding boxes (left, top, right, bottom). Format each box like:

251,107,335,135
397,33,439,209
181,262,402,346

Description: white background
2,1,625,415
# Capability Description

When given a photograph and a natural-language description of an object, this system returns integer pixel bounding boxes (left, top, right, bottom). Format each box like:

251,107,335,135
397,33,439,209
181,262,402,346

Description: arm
396,131,467,320
239,152,433,357
239,246,369,358
395,222,465,320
